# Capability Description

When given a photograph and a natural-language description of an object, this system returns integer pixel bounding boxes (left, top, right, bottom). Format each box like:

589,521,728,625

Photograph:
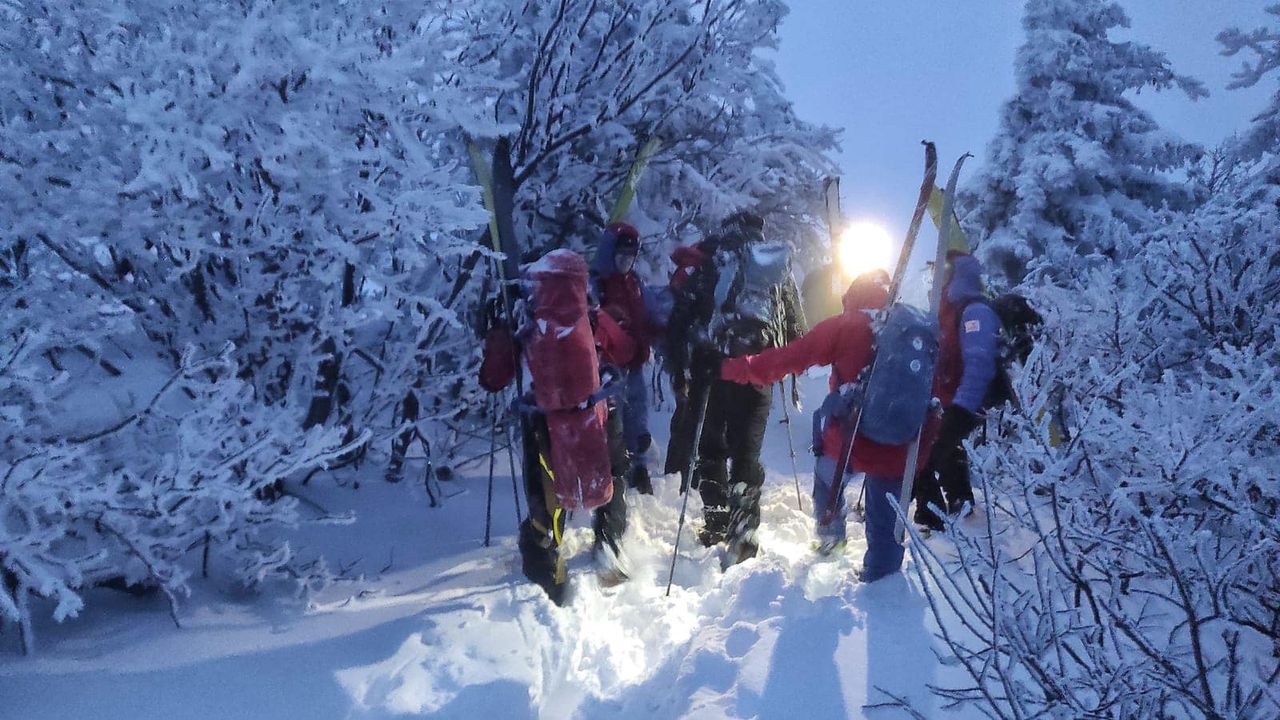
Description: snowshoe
721,537,759,571
518,519,568,606
697,525,726,548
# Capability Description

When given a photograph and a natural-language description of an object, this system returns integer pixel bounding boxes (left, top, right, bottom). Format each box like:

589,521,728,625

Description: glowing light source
837,221,894,280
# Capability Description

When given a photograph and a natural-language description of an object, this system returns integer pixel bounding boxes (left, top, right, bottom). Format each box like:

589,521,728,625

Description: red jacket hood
841,270,890,315
671,244,706,269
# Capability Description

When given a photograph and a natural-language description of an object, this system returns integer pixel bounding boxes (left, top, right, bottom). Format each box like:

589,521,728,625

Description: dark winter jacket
935,254,1000,414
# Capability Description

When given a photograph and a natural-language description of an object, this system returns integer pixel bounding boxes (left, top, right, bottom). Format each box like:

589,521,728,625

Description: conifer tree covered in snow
964,0,1207,282
0,0,834,652
1219,3,1280,182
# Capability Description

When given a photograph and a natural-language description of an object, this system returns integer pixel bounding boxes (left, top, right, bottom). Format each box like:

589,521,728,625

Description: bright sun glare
837,221,894,280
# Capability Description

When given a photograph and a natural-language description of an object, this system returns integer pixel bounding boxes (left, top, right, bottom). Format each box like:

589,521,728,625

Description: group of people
478,211,1003,604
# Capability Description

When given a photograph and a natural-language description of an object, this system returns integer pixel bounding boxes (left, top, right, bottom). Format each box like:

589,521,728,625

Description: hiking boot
630,465,653,495
947,496,974,518
699,506,730,547
858,566,900,584
518,519,567,606
913,509,944,534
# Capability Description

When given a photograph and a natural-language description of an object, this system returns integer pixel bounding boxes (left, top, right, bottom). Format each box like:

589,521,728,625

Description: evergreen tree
1219,3,1280,181
965,0,1206,282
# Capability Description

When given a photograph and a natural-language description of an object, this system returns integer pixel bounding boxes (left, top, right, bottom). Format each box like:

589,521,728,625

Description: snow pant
664,370,695,479
812,456,847,542
620,365,650,460
861,473,906,582
695,378,771,543
913,407,979,526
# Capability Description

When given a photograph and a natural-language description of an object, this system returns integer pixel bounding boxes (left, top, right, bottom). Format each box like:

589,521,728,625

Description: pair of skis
823,142,971,543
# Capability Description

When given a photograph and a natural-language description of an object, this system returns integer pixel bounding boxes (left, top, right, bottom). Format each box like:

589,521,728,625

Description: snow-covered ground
0,372,971,719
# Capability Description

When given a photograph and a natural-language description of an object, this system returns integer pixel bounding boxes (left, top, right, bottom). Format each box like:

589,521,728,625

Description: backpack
709,241,792,356
522,250,614,511
964,293,1043,410
858,304,940,445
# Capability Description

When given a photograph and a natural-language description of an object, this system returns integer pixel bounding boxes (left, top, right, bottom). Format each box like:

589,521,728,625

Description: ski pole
776,382,805,513
483,396,497,547
666,380,712,597
502,398,523,526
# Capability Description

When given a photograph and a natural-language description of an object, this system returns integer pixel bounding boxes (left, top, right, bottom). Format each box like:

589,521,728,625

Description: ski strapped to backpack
818,142,938,525
892,151,973,541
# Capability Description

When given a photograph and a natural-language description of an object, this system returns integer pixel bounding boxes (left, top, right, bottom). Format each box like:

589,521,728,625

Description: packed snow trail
1,372,967,719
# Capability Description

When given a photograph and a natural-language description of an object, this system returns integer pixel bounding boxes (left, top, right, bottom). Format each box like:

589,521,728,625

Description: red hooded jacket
598,272,651,368
721,272,934,477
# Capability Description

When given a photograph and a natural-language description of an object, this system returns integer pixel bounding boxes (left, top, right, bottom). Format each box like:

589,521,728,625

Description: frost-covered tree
964,0,1206,282
451,0,837,261
1219,3,1280,182
0,0,839,652
907,187,1280,718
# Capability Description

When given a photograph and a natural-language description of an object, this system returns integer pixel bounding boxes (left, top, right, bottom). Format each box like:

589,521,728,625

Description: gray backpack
710,241,791,356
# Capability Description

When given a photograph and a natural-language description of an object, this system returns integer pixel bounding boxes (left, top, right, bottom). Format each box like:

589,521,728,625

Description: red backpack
524,250,614,510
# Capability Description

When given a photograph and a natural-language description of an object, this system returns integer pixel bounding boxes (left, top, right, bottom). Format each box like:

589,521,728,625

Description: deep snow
0,372,971,719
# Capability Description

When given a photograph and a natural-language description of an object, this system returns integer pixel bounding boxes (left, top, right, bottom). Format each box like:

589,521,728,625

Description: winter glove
720,358,754,385
930,405,980,459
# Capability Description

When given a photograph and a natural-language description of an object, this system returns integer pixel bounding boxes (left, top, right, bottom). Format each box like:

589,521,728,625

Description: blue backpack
859,304,939,446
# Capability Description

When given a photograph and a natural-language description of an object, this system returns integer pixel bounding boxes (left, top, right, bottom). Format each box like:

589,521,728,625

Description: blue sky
775,0,1276,240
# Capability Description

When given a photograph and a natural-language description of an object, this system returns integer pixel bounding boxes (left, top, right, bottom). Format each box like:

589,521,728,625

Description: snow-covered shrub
0,0,492,651
910,190,1280,718
0,0,839,652
0,338,363,655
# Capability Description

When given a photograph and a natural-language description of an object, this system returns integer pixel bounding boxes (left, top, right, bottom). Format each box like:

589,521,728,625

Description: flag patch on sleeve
964,320,981,333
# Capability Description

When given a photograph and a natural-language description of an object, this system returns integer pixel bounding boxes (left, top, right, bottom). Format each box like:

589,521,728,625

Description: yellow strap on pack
552,507,567,585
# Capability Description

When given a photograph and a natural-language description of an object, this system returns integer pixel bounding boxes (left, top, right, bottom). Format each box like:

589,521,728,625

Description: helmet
606,222,640,252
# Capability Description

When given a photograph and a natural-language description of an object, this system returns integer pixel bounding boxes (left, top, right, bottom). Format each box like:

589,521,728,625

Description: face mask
615,253,637,274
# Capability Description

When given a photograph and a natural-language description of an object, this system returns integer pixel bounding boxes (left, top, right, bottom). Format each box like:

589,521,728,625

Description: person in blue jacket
914,253,1001,531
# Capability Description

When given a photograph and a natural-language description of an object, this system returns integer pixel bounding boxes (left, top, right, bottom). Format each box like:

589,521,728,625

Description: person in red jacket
720,270,925,582
478,258,637,604
592,223,655,494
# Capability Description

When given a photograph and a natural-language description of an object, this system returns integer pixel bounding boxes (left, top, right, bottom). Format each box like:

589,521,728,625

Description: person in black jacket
665,211,806,568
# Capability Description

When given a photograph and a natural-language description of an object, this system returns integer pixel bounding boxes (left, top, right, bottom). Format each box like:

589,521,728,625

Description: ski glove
720,357,754,385
931,405,980,461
